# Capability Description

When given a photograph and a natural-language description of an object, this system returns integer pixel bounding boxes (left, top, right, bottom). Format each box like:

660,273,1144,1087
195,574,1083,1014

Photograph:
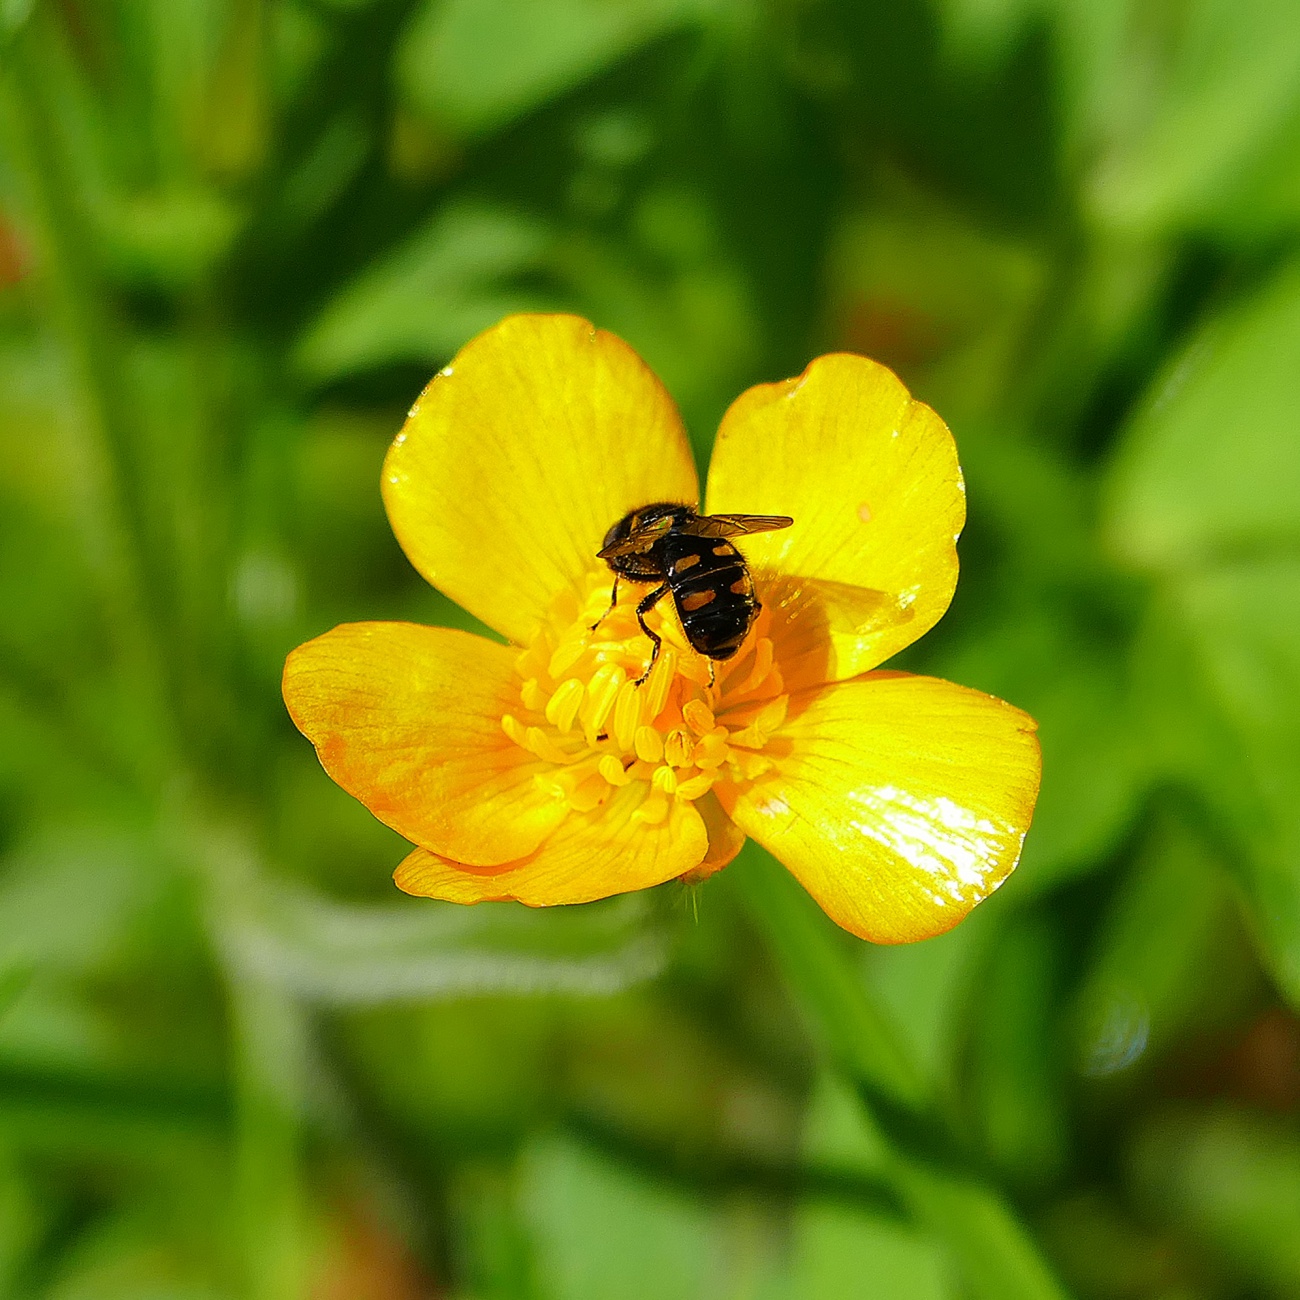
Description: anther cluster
501,575,790,824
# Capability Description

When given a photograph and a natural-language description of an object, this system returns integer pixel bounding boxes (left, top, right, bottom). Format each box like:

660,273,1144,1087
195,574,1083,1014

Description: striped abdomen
659,533,758,661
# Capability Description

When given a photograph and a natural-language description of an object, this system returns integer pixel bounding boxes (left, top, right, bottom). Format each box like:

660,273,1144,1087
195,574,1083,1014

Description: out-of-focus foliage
1,0,1299,1296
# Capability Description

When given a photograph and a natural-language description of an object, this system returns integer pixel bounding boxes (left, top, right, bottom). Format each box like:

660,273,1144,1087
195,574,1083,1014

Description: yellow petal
719,673,1040,943
705,354,964,680
757,573,917,695
393,783,708,906
383,314,699,644
680,790,746,884
283,622,566,866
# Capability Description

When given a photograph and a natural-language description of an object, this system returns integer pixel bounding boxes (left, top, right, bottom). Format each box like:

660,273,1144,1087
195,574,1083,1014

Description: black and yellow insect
594,503,794,683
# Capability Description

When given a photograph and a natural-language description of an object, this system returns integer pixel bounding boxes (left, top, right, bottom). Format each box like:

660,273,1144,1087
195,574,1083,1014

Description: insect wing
596,512,677,558
685,513,794,539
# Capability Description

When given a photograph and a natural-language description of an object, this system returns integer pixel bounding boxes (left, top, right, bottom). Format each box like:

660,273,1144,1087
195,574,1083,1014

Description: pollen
501,572,788,818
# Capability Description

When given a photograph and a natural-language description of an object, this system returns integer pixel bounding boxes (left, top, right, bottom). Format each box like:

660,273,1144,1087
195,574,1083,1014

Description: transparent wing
597,536,650,559
684,513,794,539
597,513,679,558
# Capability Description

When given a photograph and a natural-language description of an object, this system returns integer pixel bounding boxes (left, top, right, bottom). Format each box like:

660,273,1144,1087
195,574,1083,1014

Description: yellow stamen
663,728,694,768
756,694,788,735
598,754,632,786
738,637,774,694
693,728,730,768
501,575,787,850
612,679,641,751
652,765,678,795
548,634,588,679
682,699,715,735
525,725,575,765
641,644,677,722
675,771,716,801
730,693,789,749
634,725,664,764
675,652,713,687
582,662,626,740
545,677,585,733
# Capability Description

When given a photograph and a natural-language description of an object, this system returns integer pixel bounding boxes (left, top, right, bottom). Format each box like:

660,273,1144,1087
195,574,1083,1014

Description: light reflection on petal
845,784,1015,907
721,673,1041,944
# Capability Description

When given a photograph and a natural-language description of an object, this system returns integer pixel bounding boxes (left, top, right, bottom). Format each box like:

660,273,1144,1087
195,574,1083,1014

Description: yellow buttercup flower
283,314,1040,943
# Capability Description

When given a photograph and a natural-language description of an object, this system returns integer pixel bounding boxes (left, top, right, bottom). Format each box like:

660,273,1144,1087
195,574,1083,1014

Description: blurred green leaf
295,201,554,381
269,0,328,105
1040,1191,1195,1300
1072,813,1248,1079
1129,559,1300,1007
343,999,560,1153
787,1200,957,1300
0,1148,40,1293
863,911,993,1089
527,1107,952,1300
802,1073,890,1182
0,823,165,980
1106,259,1300,569
397,0,715,137
1073,0,1300,236
274,110,369,236
969,918,1068,1185
448,1161,538,1298
824,192,1045,421
0,0,32,42
520,1135,716,1300
564,987,807,1182
50,1262,232,1300
6,3,243,288
98,184,241,290
228,977,313,1300
1130,1105,1300,1295
42,1205,234,1300
1203,102,1300,243
1170,559,1300,1004
933,0,1042,71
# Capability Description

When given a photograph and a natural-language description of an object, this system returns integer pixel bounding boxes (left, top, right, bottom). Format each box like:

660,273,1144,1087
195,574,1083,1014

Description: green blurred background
2,0,1300,1295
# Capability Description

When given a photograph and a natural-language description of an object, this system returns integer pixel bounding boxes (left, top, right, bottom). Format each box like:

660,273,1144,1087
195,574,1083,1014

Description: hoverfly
594,503,794,683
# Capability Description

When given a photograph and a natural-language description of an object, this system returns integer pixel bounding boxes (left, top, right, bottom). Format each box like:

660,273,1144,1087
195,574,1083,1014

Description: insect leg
590,577,619,632
633,584,670,685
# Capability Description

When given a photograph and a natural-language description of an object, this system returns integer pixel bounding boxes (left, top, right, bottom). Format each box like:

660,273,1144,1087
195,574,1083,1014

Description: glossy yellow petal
719,673,1040,943
283,622,566,866
383,314,699,644
705,354,964,680
393,782,708,906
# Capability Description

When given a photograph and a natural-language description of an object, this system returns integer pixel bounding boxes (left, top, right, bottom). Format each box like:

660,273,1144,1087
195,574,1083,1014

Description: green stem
725,847,1070,1300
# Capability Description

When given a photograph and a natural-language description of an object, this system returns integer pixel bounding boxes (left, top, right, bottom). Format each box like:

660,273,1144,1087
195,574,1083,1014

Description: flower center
501,572,788,824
